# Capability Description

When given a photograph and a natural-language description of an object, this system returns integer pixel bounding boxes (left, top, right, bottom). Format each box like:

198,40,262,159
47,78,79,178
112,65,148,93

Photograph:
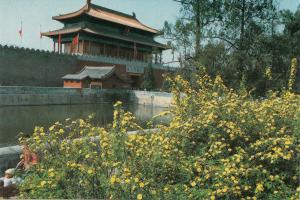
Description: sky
0,0,299,63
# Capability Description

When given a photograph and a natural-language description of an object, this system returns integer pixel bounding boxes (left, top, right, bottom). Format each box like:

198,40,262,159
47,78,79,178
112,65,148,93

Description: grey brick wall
0,45,79,87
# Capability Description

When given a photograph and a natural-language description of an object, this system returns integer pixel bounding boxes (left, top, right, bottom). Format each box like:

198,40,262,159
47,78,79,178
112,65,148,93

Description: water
0,103,169,147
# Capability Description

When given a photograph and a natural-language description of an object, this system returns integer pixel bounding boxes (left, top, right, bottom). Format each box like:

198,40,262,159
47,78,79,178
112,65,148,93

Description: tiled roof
41,27,82,36
62,66,115,80
53,3,159,34
41,24,167,49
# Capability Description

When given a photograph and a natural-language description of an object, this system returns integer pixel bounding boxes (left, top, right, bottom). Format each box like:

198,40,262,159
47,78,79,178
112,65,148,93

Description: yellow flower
101,142,108,148
113,162,119,167
40,181,47,187
125,179,130,184
255,182,264,193
110,175,116,184
70,163,76,167
139,182,145,188
285,140,292,146
49,172,55,177
88,169,93,174
33,136,40,141
137,193,143,200
265,67,272,80
114,101,122,107
49,125,55,131
48,168,54,172
190,181,196,187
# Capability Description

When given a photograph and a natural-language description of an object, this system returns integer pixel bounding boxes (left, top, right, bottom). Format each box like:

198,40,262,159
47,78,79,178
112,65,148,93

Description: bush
19,73,300,199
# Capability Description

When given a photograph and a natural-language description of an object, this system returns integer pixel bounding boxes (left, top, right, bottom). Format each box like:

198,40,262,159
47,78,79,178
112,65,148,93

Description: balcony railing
76,53,177,74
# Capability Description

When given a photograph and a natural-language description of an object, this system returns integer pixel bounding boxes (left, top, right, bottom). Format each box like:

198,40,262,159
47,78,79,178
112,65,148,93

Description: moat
0,103,168,147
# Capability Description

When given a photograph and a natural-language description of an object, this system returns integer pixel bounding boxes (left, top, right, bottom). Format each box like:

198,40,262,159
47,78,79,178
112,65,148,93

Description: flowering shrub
288,58,298,91
19,72,299,199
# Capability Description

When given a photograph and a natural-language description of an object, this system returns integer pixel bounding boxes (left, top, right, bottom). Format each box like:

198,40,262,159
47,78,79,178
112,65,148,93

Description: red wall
64,80,83,88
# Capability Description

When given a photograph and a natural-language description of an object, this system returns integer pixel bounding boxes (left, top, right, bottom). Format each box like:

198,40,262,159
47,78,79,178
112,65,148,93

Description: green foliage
164,1,300,96
141,64,155,91
19,72,300,199
161,73,173,92
163,0,223,58
281,8,300,56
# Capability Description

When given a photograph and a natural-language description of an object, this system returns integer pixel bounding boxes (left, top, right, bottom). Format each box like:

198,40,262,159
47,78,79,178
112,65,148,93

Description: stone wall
0,87,172,107
130,91,172,107
0,45,80,87
0,45,174,88
0,87,131,106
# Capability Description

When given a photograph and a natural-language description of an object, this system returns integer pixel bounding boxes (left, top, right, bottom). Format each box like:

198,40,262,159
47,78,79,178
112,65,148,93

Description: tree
141,64,155,91
219,0,278,71
163,0,223,60
164,0,299,95
161,72,173,92
281,7,300,57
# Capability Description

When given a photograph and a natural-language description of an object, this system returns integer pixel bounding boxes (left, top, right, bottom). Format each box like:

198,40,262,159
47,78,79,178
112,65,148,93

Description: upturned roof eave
52,3,159,34
41,27,83,37
62,66,116,81
41,26,168,50
53,4,88,21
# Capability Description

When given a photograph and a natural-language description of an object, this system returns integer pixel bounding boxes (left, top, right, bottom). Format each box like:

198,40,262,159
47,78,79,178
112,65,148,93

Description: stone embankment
0,145,22,174
0,87,172,108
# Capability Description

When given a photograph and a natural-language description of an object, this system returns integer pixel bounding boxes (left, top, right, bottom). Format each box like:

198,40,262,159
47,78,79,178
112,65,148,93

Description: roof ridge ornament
132,12,136,18
87,0,92,10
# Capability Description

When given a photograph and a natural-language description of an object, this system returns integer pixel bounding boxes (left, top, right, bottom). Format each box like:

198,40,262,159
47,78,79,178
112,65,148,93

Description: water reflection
0,103,169,147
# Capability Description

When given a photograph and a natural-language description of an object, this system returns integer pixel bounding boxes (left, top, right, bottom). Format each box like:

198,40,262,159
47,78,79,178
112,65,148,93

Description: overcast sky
0,0,299,63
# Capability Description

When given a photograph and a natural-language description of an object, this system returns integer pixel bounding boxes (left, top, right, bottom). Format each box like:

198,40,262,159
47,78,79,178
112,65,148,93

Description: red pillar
60,42,62,54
